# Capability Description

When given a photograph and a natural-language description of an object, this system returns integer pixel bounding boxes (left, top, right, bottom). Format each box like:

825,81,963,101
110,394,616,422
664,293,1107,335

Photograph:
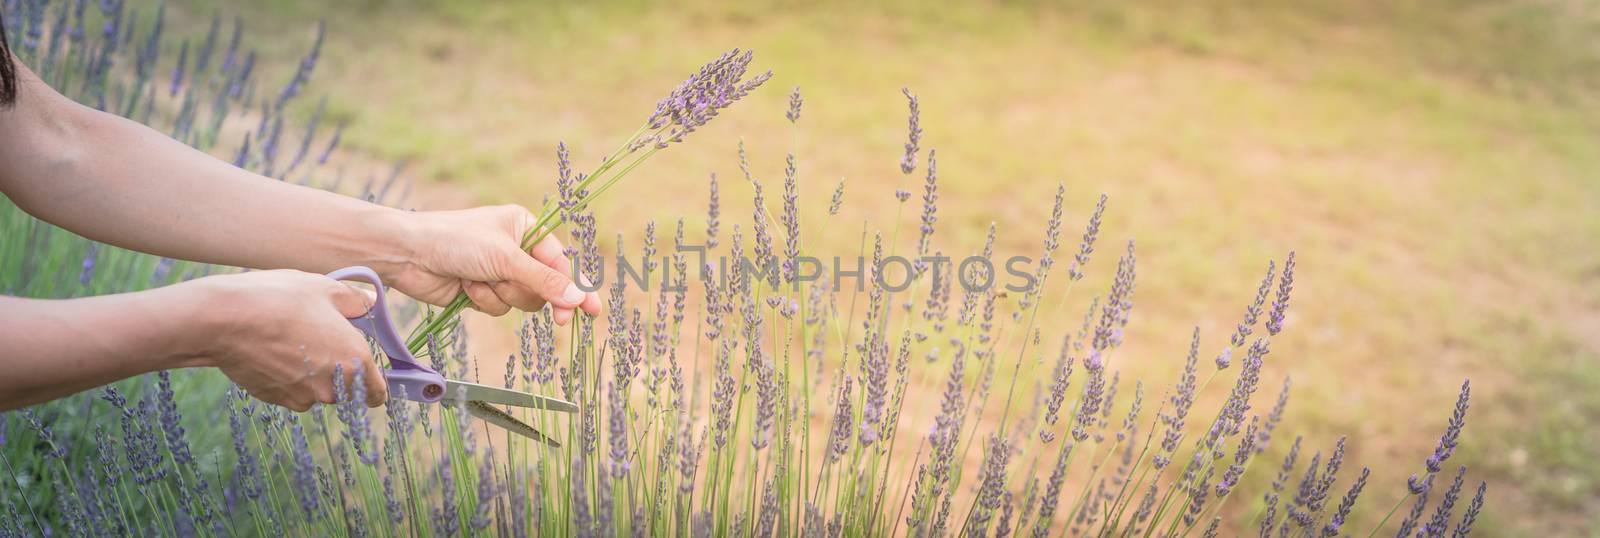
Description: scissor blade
444,380,579,413
465,401,560,447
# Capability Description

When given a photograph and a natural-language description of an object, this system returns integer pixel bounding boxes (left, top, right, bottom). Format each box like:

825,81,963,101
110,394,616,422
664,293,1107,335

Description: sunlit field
4,0,1599,535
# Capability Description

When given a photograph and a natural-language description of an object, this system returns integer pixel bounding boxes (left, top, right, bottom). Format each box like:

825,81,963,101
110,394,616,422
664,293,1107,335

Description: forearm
0,282,217,410
0,62,413,277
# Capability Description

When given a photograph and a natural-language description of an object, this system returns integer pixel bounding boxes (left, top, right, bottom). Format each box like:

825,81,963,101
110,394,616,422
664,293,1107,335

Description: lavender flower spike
899,86,922,174
1265,250,1296,335
646,49,772,146
1427,379,1471,473
787,85,803,123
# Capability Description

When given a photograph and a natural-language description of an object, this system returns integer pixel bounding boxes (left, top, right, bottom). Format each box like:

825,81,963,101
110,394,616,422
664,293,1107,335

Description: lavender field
4,0,1599,536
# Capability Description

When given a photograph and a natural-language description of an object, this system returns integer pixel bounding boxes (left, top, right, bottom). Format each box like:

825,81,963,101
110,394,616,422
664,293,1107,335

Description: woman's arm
0,58,410,279
0,56,599,323
0,270,386,412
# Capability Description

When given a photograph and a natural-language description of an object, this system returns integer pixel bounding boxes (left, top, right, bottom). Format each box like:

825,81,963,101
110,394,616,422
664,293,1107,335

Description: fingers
250,386,314,413
328,280,378,319
528,234,602,315
284,396,314,413
463,280,512,316
505,207,599,317
488,281,548,312
503,204,538,240
360,355,387,407
498,248,586,312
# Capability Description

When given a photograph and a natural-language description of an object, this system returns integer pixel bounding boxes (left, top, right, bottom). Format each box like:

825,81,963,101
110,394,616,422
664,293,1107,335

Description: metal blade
465,401,560,447
444,380,579,413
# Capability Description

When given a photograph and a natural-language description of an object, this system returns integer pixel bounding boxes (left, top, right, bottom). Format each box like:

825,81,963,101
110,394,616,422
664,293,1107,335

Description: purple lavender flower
335,367,378,465
1321,467,1370,537
1453,481,1486,537
646,49,772,146
877,330,914,448
289,422,320,518
1119,380,1144,442
756,474,781,537
1228,260,1276,354
381,444,405,525
1427,379,1471,473
644,220,659,275
225,389,263,500
571,457,592,536
318,123,344,165
1072,356,1104,442
679,423,704,494
1259,492,1280,538
231,131,252,168
899,87,922,174
1212,337,1270,447
1183,466,1214,527
706,172,721,250
1216,417,1260,497
471,449,500,530
710,339,737,449
153,372,200,470
752,359,779,450
827,376,854,463
985,490,1013,538
1269,436,1302,501
782,153,801,283
432,451,460,537
969,435,1012,534
1256,375,1290,454
916,149,939,261
829,179,845,216
1068,194,1107,281
274,22,322,111
1423,466,1469,537
859,339,889,447
581,386,599,457
1020,184,1066,314
192,14,219,74
787,85,803,123
607,382,629,476
168,39,188,97
1397,473,1434,537
1039,336,1074,443
100,388,166,484
1031,443,1075,537
1265,250,1296,335
19,408,64,460
1091,241,1136,353
1286,450,1322,528
1155,328,1201,468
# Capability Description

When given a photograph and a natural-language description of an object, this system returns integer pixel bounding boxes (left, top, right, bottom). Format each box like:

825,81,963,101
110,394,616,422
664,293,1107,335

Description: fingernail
562,283,585,305
555,308,573,326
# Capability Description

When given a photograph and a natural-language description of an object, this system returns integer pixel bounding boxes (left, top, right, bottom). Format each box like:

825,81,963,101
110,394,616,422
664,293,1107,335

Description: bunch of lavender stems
403,51,772,358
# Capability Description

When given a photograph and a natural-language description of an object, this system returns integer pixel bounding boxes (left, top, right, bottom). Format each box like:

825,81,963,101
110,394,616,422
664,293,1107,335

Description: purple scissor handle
326,266,578,446
325,266,448,403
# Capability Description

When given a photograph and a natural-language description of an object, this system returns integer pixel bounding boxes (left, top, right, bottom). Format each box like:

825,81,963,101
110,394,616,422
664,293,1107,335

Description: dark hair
0,10,16,107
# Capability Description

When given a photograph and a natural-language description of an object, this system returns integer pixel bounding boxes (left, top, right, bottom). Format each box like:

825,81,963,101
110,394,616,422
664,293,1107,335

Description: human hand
380,205,602,325
193,270,387,411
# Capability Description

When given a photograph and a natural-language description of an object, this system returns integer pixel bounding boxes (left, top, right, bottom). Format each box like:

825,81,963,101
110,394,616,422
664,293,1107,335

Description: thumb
328,281,380,319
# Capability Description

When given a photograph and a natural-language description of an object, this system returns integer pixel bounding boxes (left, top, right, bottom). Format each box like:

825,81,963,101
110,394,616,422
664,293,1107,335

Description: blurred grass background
165,0,1600,534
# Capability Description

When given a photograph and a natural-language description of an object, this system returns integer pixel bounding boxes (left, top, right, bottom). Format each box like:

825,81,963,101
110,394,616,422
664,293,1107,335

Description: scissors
326,266,577,447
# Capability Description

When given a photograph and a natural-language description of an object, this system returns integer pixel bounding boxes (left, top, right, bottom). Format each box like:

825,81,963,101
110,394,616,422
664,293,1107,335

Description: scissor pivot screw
424,384,443,399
